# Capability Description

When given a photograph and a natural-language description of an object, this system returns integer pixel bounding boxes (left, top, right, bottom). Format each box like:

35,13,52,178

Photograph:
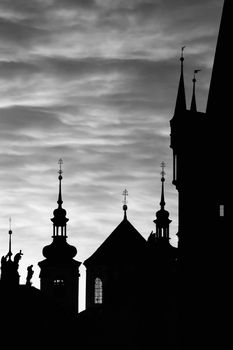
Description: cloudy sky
0,0,223,310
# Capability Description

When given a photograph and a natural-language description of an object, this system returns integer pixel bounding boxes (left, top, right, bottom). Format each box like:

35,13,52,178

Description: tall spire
174,46,187,115
51,159,69,237
57,158,63,207
154,162,171,239
122,189,128,220
190,70,201,112
206,0,231,115
8,217,13,261
160,162,166,210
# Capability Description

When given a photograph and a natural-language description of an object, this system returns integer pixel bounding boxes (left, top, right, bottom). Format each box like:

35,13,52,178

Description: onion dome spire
174,46,187,115
122,189,128,220
43,159,77,260
51,159,69,237
190,69,201,112
154,162,172,239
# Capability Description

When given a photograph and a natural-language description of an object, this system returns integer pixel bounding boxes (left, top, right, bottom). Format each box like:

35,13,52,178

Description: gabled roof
84,217,146,266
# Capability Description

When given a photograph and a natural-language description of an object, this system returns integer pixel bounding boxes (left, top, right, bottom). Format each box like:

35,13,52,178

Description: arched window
94,277,103,304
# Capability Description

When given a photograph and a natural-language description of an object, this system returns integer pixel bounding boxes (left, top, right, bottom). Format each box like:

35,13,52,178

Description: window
53,278,65,297
94,277,103,304
219,205,224,217
53,279,65,286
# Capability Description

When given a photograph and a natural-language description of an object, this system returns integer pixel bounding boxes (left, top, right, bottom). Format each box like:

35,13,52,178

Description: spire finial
160,161,166,180
191,69,201,112
122,189,128,219
160,162,166,208
58,158,63,177
57,158,63,207
8,217,13,261
181,46,185,62
174,46,187,114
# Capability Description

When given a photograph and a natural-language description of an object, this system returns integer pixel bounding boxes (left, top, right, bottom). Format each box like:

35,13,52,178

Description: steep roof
206,0,231,116
84,217,146,266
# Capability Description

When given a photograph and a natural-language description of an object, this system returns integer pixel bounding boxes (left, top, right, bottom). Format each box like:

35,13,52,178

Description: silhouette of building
84,191,147,310
170,0,230,347
0,1,229,348
38,159,81,317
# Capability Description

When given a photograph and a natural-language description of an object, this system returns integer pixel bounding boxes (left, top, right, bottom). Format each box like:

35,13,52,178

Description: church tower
169,1,231,346
147,163,177,280
38,159,81,316
170,0,230,272
84,190,146,309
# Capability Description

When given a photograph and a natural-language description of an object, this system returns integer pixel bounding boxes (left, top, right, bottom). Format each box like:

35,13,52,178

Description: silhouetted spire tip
122,189,128,219
174,46,187,114
190,69,201,112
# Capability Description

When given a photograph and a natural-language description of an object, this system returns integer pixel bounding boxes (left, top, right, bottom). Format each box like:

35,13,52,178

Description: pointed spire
57,158,63,207
8,217,13,261
160,162,166,210
51,159,69,237
154,162,172,239
174,46,187,115
122,189,128,220
206,0,231,115
190,69,201,112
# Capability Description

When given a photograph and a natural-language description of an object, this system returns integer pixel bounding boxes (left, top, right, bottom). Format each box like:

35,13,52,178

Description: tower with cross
38,160,81,316
84,189,146,309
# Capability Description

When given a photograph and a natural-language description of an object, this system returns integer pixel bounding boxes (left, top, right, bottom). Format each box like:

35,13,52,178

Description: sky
0,0,223,311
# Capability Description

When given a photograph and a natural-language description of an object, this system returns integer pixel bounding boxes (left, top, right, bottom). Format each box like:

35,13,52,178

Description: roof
84,217,146,266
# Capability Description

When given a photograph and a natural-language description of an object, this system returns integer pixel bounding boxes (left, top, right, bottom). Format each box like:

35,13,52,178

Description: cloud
0,0,224,309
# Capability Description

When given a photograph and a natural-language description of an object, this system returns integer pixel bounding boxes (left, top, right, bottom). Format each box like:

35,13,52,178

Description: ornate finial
58,158,63,177
191,69,201,112
57,159,63,206
9,217,12,234
180,46,185,62
8,217,13,260
160,161,166,181
122,189,128,218
160,162,166,208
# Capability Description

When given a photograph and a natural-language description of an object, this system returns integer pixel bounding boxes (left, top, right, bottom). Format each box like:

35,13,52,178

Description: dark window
94,277,103,304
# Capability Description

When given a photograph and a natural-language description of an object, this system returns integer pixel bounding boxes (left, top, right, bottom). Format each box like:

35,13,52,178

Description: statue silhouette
13,250,23,270
26,265,34,286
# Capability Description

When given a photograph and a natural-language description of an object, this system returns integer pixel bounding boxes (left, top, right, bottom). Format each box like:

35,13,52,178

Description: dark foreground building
0,1,229,348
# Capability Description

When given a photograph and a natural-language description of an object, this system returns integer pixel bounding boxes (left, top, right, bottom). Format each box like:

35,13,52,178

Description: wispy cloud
0,0,224,309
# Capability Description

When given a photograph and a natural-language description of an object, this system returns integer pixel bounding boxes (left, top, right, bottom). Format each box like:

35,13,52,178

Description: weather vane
181,46,186,61
122,189,128,206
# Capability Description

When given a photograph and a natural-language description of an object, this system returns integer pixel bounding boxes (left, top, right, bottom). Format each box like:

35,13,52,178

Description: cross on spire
122,189,128,219
58,158,63,175
57,159,63,206
160,161,166,179
122,189,128,205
